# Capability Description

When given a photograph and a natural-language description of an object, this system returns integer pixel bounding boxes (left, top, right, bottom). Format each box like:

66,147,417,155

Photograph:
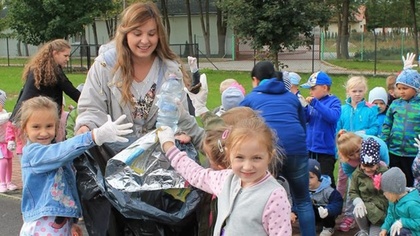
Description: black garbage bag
74,133,204,236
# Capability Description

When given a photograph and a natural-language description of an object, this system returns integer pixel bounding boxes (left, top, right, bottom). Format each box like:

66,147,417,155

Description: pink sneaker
339,216,355,232
7,182,18,191
0,183,7,193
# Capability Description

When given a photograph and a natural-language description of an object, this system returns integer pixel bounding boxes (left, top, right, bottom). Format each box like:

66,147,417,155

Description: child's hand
402,52,417,70
188,56,198,73
317,206,328,219
353,197,367,218
414,134,420,150
305,96,314,104
93,115,133,146
390,220,402,236
175,133,191,144
7,141,16,151
290,212,297,223
158,126,175,152
379,230,387,236
184,74,209,116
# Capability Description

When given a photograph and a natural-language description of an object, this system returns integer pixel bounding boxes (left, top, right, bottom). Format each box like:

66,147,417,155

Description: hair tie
217,140,224,153
222,129,230,140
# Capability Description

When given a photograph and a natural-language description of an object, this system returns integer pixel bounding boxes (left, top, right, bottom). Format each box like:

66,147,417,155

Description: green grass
0,66,393,113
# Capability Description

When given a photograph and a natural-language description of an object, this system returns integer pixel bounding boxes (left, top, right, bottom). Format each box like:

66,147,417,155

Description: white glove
402,52,418,70
157,126,175,151
297,94,308,107
414,134,420,150
7,141,16,151
317,206,328,219
390,220,402,236
93,115,133,146
353,197,367,218
183,73,209,116
188,56,198,73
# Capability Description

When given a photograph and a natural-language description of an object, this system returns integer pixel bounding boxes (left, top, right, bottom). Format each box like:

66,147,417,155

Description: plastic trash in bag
103,129,203,227
105,129,188,192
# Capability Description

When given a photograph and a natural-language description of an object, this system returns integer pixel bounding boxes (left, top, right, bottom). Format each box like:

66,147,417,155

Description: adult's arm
57,67,80,102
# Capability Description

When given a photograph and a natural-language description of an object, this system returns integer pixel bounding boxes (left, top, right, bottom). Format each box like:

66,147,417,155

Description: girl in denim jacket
16,96,132,236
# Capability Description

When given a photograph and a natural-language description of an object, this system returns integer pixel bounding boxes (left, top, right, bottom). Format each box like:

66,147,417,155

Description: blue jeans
282,154,316,236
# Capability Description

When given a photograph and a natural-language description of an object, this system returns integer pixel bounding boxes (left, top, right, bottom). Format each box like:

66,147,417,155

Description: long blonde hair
114,2,190,105
22,39,70,89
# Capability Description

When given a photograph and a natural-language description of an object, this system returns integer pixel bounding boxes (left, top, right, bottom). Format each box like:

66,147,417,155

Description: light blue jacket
337,98,379,136
21,133,96,222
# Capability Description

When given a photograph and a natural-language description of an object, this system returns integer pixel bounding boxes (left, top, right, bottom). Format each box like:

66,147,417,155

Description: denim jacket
21,132,96,222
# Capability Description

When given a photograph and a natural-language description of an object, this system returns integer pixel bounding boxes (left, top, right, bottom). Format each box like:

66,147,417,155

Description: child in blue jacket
301,71,341,188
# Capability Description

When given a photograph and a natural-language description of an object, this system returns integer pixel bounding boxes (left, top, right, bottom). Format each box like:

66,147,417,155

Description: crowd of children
2,15,420,235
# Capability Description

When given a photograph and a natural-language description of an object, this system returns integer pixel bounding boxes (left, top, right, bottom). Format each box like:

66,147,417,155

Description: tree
218,0,331,69
7,0,111,45
216,6,227,57
198,0,211,57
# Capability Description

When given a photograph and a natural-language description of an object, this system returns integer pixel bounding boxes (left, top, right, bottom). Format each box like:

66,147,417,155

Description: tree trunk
336,7,342,59
339,0,350,59
216,7,227,57
409,0,419,57
198,0,211,57
92,21,99,56
185,0,194,55
161,0,171,39
16,41,22,57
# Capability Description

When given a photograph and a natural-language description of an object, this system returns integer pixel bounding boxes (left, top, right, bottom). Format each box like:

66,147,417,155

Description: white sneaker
354,230,369,236
7,182,18,191
0,183,7,193
320,227,334,236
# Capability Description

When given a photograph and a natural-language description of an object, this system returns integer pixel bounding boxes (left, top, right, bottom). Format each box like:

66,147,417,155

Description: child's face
340,147,361,163
229,138,270,187
372,99,387,113
397,84,417,101
24,109,57,145
360,163,379,177
383,191,399,203
347,85,366,104
308,172,320,190
309,85,329,99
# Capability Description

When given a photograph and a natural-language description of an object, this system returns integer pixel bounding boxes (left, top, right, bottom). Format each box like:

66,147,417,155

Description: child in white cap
368,87,388,135
379,167,420,236
0,90,18,193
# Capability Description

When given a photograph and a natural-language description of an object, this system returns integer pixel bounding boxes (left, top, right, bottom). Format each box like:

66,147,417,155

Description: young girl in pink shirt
158,117,292,236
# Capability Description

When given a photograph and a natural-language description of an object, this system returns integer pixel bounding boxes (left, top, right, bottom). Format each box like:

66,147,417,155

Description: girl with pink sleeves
158,117,292,236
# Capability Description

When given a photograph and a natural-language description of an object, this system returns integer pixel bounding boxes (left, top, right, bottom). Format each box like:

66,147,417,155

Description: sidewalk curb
0,192,22,201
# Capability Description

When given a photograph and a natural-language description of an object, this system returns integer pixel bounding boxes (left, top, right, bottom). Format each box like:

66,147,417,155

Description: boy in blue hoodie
309,159,343,236
301,71,342,187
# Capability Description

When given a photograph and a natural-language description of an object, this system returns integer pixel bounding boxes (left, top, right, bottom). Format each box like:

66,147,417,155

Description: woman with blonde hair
75,2,204,235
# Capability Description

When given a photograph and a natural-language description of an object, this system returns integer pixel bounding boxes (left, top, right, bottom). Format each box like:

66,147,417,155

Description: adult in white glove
317,206,328,219
297,94,308,107
402,52,418,70
390,220,402,236
92,115,133,146
183,73,209,116
157,126,175,153
353,197,367,218
7,140,16,151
